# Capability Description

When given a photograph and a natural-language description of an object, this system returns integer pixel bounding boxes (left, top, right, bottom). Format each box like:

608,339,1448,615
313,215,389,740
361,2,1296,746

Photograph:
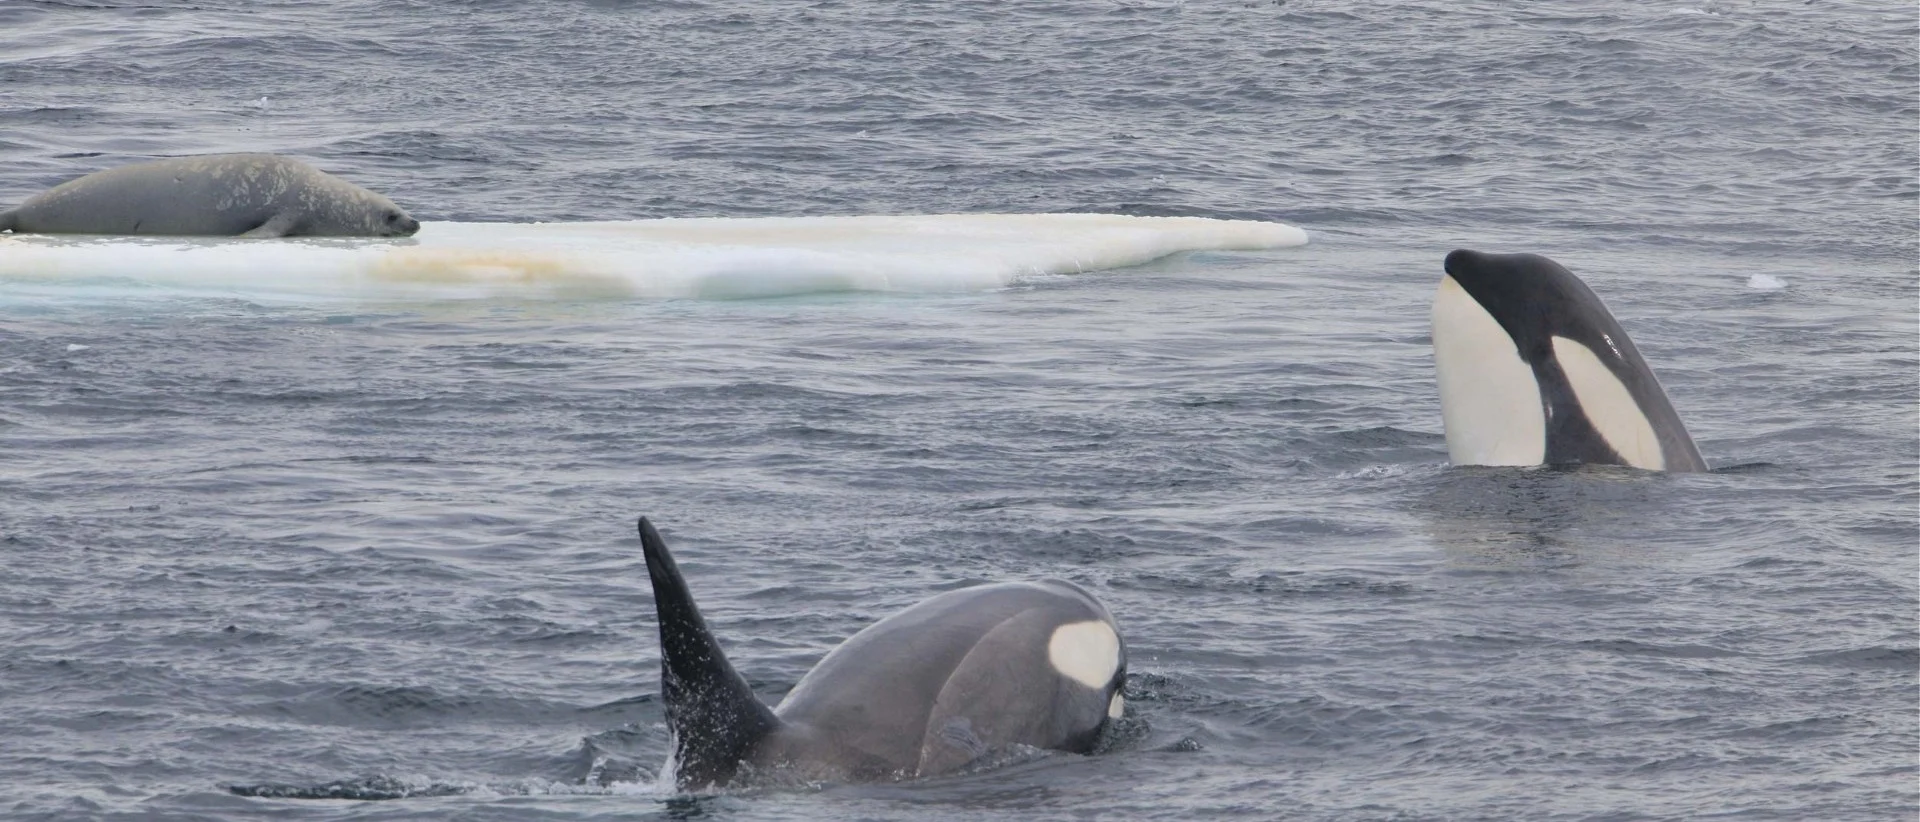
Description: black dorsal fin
638,517,780,791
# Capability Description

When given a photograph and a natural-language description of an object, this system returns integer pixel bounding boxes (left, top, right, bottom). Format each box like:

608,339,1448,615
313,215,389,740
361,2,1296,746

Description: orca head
895,580,1128,776
638,518,781,791
1432,249,1706,472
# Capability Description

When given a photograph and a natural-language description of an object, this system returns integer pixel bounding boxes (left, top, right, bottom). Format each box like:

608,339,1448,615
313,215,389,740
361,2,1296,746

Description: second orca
1431,249,1708,472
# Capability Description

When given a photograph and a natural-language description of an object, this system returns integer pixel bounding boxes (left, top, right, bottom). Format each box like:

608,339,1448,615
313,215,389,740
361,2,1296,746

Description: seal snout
384,210,421,237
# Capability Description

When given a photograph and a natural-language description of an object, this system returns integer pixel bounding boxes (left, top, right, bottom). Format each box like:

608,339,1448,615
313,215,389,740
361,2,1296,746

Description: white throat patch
1047,620,1121,690
1432,275,1547,466
1550,336,1666,470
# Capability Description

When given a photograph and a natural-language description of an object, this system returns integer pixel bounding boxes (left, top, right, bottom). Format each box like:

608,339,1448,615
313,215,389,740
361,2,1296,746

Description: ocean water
1,1,1916,820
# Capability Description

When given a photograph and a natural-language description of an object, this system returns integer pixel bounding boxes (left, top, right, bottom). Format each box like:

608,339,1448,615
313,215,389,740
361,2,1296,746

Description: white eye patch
1047,620,1121,690
1551,336,1665,470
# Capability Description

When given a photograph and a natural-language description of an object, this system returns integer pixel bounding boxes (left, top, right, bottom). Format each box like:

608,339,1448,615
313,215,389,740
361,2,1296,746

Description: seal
1431,249,1708,472
0,153,419,238
638,517,1127,790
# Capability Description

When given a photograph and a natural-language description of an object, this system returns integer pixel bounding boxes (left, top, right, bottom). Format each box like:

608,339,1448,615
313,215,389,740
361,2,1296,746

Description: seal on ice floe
0,153,418,238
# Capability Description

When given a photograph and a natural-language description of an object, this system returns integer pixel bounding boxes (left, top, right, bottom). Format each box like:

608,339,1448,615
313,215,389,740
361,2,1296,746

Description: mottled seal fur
0,153,419,238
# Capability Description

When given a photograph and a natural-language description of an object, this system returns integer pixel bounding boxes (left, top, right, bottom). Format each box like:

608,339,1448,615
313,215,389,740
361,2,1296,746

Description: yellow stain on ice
367,248,635,298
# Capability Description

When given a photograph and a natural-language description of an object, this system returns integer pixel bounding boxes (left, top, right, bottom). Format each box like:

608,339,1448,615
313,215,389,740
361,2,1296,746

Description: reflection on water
1415,464,1714,568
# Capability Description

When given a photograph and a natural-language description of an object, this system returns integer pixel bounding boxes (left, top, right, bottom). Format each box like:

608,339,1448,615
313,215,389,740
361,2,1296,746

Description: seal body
0,154,419,238
638,518,1127,791
1431,249,1707,472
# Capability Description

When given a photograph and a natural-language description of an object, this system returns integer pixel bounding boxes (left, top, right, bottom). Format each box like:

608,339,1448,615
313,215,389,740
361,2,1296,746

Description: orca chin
1430,249,1708,473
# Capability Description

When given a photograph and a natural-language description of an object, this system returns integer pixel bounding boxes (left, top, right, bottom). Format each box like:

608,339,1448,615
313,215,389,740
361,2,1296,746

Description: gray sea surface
1,1,1916,820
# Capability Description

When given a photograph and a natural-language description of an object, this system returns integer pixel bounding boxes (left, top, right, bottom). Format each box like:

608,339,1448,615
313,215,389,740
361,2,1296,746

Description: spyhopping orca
638,518,1127,791
1431,249,1708,472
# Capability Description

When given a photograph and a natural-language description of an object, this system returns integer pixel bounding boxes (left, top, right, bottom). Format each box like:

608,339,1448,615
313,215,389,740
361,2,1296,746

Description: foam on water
0,214,1306,303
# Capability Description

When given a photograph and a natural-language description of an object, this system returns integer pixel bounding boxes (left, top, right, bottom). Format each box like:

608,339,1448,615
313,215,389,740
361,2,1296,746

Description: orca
1431,249,1708,472
637,518,1127,790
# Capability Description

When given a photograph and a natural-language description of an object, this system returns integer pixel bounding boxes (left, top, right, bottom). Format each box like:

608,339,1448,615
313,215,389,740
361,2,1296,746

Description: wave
0,213,1306,303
